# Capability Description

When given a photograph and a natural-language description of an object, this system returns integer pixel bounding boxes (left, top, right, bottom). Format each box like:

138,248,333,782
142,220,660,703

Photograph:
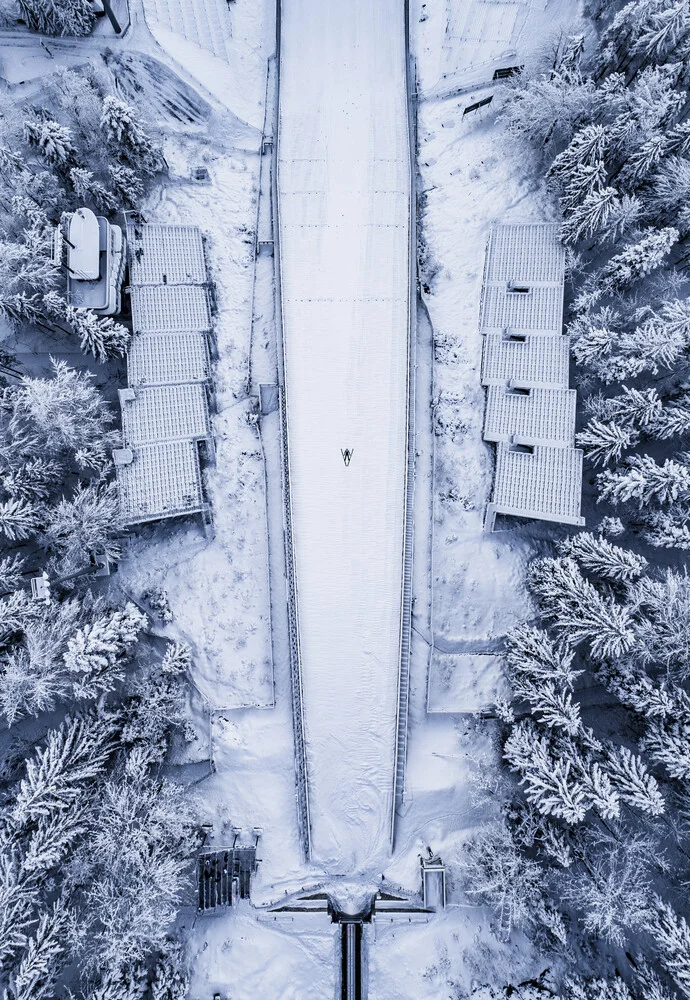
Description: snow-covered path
278,0,411,870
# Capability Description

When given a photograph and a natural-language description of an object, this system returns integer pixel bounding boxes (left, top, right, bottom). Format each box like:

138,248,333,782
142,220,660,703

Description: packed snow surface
278,0,411,870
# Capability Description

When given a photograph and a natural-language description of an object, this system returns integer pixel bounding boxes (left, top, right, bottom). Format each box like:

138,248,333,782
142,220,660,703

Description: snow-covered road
278,0,411,870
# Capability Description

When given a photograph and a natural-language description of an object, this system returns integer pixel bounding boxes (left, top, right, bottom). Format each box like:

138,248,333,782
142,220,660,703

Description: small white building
65,207,125,315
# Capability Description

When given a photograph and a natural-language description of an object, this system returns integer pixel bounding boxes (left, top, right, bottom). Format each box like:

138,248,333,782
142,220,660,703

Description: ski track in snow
278,0,411,872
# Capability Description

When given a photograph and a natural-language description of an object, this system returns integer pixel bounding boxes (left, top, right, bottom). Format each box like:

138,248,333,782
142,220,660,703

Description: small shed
421,854,446,911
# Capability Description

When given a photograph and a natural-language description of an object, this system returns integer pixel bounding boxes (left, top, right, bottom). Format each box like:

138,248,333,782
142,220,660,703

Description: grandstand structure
480,224,585,529
115,221,214,527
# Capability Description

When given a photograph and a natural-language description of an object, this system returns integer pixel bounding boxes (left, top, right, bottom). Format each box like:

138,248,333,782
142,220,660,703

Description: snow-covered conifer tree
600,227,678,291
504,721,588,823
643,506,690,549
460,824,546,939
560,831,652,946
649,402,690,440
559,531,648,581
642,719,690,781
649,898,690,998
23,120,75,169
561,186,620,244
15,359,118,464
16,0,94,35
150,944,189,1000
0,496,39,542
100,97,163,177
605,745,664,814
576,419,639,466
505,624,581,688
64,306,130,363
43,482,122,575
64,603,147,700
528,557,636,658
11,715,115,828
7,901,71,1000
107,165,145,208
0,553,25,592
3,458,62,503
68,168,118,215
598,455,690,507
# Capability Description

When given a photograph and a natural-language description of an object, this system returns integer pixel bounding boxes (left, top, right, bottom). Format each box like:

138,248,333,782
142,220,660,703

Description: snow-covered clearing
187,910,336,1000
278,0,411,872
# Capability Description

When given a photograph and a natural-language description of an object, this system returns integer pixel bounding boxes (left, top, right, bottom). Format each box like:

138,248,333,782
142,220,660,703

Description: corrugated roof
116,440,207,524
127,331,211,386
481,333,570,389
483,223,565,283
479,223,566,335
127,223,206,286
121,384,211,446
489,443,585,526
118,220,213,527
483,386,576,447
130,285,211,334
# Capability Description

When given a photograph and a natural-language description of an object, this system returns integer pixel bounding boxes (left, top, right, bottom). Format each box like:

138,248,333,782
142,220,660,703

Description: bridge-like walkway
277,0,412,870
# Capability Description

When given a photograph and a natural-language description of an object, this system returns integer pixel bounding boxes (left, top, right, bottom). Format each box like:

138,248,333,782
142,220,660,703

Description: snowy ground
277,0,411,872
0,0,584,994
414,0,579,713
117,136,276,709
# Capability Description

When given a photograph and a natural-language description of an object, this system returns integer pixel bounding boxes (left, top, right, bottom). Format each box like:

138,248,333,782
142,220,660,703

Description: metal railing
390,0,418,852
272,0,312,861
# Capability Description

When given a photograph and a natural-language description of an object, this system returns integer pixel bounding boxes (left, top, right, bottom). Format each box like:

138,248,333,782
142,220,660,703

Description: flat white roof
483,385,576,447
481,333,570,389
68,207,100,280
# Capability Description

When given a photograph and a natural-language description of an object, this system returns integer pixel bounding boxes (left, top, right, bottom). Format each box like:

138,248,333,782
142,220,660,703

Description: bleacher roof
130,285,211,334
488,443,585,527
127,332,211,386
116,220,213,527
481,333,570,389
127,224,206,286
121,384,211,446
483,386,576,447
479,223,565,336
480,223,583,528
116,440,207,524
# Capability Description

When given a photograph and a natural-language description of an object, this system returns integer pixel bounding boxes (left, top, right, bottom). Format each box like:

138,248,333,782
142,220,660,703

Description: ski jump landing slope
277,0,411,870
